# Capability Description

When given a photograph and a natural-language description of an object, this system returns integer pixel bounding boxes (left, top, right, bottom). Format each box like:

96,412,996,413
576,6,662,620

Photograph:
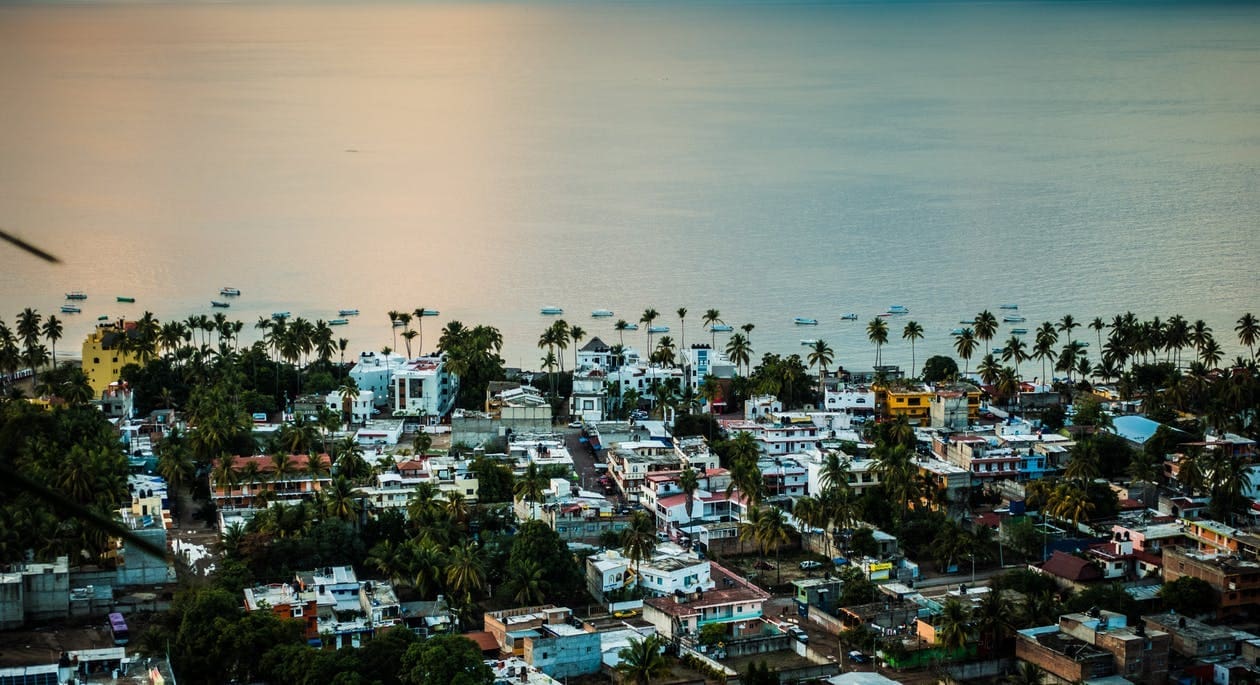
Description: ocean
1,0,1257,372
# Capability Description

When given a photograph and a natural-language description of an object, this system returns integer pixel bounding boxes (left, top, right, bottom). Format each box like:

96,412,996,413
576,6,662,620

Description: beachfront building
392,354,459,423
81,321,145,396
679,344,736,395
823,385,877,420
568,367,608,422
325,388,376,425
349,351,409,408
873,382,933,425
210,453,333,530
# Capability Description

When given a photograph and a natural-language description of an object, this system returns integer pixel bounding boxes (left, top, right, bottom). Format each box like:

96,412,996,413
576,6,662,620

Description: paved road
565,428,611,496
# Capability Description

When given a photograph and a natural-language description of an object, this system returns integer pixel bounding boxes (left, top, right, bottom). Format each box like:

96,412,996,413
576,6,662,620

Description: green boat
98,315,109,321
116,296,135,303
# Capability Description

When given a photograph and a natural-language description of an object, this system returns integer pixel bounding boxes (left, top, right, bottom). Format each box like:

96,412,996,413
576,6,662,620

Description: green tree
703,308,724,350
807,339,835,399
954,328,977,377
936,597,972,651
866,318,889,367
400,635,493,685
921,355,959,383
507,520,582,603
1158,576,1218,617
903,320,924,378
615,634,670,685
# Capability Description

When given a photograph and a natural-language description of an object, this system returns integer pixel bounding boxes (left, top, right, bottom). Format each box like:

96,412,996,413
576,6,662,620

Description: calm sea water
1,1,1258,372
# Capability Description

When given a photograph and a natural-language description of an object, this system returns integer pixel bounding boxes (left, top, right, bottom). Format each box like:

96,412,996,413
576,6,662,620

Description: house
244,582,321,644
1162,547,1260,617
929,384,982,429
1143,612,1239,658
933,433,1022,482
793,577,843,616
210,453,332,530
586,544,714,603
823,386,877,420
568,367,608,421
641,562,769,641
1033,551,1104,590
325,388,375,425
482,606,601,679
1015,610,1170,685
720,415,822,456
873,382,932,424
349,350,409,408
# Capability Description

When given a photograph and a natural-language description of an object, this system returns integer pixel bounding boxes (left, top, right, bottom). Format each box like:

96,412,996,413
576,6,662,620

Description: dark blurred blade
0,229,61,264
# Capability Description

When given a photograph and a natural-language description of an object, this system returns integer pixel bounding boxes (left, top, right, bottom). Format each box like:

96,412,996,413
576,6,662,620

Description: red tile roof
1037,551,1103,582
216,453,332,472
463,631,503,654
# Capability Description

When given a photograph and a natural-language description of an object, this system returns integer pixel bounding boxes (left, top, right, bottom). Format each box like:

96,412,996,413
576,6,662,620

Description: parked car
568,420,583,428
848,651,870,663
613,609,639,619
798,560,823,570
787,626,808,643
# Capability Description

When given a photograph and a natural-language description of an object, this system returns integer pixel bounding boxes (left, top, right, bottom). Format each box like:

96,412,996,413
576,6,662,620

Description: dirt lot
0,623,112,667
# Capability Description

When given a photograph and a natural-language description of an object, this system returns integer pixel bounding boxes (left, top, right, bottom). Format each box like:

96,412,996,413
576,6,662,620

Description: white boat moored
888,305,909,314
591,309,614,318
541,306,564,315
794,317,819,325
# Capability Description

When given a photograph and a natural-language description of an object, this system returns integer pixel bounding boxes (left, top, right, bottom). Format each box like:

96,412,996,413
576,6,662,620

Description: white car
567,421,583,428
798,560,823,570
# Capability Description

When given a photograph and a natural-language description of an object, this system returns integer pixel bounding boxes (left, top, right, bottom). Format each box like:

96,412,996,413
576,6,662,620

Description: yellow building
82,322,143,396
874,382,933,424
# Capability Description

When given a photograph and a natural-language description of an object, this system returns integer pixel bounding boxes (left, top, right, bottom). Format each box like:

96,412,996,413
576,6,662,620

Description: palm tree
550,319,570,374
807,339,835,399
508,559,546,605
445,540,487,601
1034,323,1059,385
640,308,659,354
755,505,794,585
978,354,1001,387
1006,661,1044,685
741,323,755,348
954,328,977,377
569,324,586,371
679,467,700,521
725,333,751,375
1057,314,1080,346
676,307,688,349
1090,317,1106,353
866,318,889,367
654,335,676,368
903,320,924,378
40,315,63,369
514,462,547,517
973,310,999,355
1002,335,1030,379
1177,450,1206,496
323,475,359,522
936,597,972,651
1236,313,1259,359
621,511,657,570
872,442,918,522
400,329,418,358
703,309,723,349
1048,483,1093,529
387,310,401,351
616,634,670,685
337,377,360,428
411,307,429,356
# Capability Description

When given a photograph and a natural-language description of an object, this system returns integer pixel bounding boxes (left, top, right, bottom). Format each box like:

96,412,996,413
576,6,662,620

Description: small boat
591,309,614,318
329,318,349,326
840,313,859,321
65,291,87,300
211,300,230,308
992,347,1006,355
1080,341,1091,347
622,323,639,331
220,287,241,296
800,339,818,346
419,309,439,317
999,304,1019,310
392,319,405,327
1003,315,1026,323
60,305,81,314
887,305,909,314
794,317,819,326
710,324,733,332
950,328,965,336
540,306,564,315
116,296,135,303
272,311,290,320
960,319,975,325
97,315,109,321
877,313,893,318
338,309,360,317
1011,328,1029,335
648,325,670,334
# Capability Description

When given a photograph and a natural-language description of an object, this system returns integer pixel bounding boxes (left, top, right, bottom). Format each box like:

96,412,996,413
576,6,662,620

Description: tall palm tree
866,318,889,367
508,559,547,606
936,597,972,651
445,540,487,601
640,308,660,354
703,309,723,350
1048,483,1093,529
400,329,418,359
513,462,547,517
411,307,429,356
954,328,977,377
1002,335,1030,378
40,315,63,370
616,634,670,685
569,324,586,371
387,310,401,351
1057,314,1080,347
725,333,751,375
621,511,658,570
679,467,700,521
654,336,676,368
1090,317,1106,353
973,310,999,355
741,323,755,348
1236,313,1258,359
614,319,630,352
1200,338,1223,369
676,307,688,350
550,319,570,374
755,505,794,585
902,320,924,378
1034,323,1059,385
807,339,835,399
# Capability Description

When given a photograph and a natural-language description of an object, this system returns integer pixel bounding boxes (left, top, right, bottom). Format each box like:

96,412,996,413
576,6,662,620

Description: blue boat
710,324,733,332
794,317,819,325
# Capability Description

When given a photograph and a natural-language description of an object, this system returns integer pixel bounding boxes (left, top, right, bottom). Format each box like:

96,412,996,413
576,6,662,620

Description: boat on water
420,309,439,316
591,309,614,318
960,319,975,325
1011,328,1029,335
877,313,893,318
65,291,87,300
540,306,564,315
999,304,1019,310
888,305,909,314
392,319,405,327
220,287,241,296
211,301,230,308
338,309,360,317
800,339,818,346
992,347,1006,355
1080,341,1091,347
1003,315,1026,323
97,315,109,321
710,324,733,332
272,311,290,320
648,325,670,334
840,313,859,321
950,328,965,336
622,323,639,331
116,296,135,303
60,305,81,314
329,318,349,326
794,317,819,325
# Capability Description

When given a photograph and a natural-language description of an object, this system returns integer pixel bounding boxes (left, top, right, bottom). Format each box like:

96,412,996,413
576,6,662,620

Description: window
93,357,100,364
292,607,303,617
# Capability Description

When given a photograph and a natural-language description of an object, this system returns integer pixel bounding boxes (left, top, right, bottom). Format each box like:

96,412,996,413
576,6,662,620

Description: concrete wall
118,528,172,585
0,576,23,629
22,561,70,623
524,631,601,679
806,605,845,635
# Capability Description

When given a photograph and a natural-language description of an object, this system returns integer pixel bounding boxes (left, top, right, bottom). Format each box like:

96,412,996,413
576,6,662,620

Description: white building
325,389,375,425
357,455,480,515
392,354,459,423
349,351,408,407
679,345,736,394
586,544,714,602
720,415,823,456
824,386,877,416
569,367,608,422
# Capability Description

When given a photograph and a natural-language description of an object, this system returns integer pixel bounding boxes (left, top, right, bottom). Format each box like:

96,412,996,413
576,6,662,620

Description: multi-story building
873,382,932,424
679,345,736,396
357,456,480,516
929,384,982,429
586,544,714,602
720,415,822,456
933,434,1021,482
1015,610,1170,685
1182,519,1260,558
568,367,608,421
210,454,332,529
801,450,880,497
324,388,376,425
1144,612,1238,659
642,562,770,641
348,351,409,408
823,386,877,419
1163,547,1260,617
81,321,145,396
391,355,459,422
244,582,321,642
483,606,601,679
